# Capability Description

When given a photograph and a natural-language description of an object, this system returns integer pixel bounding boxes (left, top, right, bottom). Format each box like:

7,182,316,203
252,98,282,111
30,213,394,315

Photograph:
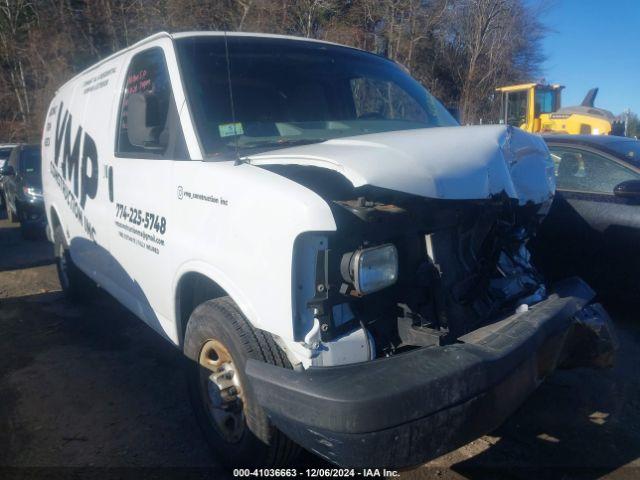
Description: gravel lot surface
1,216,639,479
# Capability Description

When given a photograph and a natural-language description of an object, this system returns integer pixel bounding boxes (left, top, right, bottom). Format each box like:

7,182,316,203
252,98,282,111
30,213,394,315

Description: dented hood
246,125,556,205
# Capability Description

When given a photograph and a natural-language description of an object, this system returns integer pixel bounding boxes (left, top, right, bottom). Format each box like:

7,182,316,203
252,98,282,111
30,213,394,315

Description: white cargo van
42,31,615,468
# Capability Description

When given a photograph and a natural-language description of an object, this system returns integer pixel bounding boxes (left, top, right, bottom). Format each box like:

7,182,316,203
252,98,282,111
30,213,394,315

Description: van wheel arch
176,272,231,347
49,206,62,237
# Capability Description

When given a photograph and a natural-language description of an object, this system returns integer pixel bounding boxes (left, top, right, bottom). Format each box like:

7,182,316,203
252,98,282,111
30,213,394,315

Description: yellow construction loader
496,83,619,135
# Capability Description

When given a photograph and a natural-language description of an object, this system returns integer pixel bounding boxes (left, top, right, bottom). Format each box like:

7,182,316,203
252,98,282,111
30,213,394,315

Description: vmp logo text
51,102,98,240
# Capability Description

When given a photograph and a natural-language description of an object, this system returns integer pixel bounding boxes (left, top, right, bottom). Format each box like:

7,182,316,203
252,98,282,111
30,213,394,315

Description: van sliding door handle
108,166,114,203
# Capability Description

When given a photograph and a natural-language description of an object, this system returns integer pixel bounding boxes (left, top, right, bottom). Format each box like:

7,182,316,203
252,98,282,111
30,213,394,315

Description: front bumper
246,277,616,468
16,197,46,228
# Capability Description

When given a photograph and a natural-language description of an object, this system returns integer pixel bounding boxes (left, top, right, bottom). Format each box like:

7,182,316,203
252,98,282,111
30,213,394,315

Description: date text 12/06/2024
233,469,400,478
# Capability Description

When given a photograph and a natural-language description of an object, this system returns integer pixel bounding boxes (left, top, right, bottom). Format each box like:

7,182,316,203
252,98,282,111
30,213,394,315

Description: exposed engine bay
263,164,549,357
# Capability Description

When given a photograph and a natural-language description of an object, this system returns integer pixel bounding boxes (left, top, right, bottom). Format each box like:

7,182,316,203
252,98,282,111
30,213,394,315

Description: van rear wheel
183,297,299,468
53,225,96,300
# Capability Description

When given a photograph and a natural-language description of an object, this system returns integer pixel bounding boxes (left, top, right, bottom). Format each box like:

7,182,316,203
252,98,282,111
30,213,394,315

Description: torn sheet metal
247,125,556,205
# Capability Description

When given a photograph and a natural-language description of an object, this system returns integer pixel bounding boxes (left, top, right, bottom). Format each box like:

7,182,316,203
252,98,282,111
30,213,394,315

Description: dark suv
0,144,45,237
0,144,17,207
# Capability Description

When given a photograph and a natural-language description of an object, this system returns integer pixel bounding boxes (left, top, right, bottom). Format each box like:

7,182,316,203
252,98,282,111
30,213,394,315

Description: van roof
172,31,346,47
58,31,355,93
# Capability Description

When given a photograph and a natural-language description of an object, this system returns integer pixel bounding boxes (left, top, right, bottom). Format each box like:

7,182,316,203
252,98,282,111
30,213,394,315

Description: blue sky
540,0,640,116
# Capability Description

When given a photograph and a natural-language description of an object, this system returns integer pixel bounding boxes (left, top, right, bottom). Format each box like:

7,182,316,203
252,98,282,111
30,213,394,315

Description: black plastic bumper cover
17,199,45,227
246,277,615,468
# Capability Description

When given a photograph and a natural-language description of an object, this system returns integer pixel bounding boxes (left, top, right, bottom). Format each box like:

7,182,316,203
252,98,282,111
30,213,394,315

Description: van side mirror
446,106,461,124
0,165,15,176
613,179,640,200
127,93,167,150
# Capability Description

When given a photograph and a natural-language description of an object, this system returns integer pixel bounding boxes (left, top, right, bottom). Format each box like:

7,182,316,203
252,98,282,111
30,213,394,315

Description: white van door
106,42,193,339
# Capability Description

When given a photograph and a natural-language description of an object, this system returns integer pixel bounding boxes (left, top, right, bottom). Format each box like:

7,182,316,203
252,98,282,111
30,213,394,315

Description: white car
41,31,615,468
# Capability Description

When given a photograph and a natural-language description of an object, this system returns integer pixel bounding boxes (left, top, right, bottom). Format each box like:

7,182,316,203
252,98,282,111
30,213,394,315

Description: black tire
184,297,299,469
53,225,96,300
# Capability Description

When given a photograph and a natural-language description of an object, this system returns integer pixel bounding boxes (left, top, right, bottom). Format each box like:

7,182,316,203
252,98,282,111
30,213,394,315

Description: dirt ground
1,215,640,480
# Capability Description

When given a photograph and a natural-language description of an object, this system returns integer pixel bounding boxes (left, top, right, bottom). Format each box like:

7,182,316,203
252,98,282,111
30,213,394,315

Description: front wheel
183,297,299,468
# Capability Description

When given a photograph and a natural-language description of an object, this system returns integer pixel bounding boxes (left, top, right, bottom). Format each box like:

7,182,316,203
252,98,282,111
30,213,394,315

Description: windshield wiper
237,138,327,150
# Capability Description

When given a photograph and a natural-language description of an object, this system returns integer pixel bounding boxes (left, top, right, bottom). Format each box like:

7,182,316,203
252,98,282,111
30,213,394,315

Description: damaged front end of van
244,124,616,468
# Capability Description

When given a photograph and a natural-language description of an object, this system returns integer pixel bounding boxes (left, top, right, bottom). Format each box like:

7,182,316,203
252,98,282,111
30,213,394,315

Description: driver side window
550,146,640,194
116,47,187,159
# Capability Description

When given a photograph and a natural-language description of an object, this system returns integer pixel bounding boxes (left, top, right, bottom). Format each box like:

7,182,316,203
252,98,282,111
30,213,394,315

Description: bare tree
0,0,34,124
0,0,547,141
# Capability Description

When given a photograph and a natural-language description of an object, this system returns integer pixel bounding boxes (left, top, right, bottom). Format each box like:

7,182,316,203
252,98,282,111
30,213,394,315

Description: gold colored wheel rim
198,339,245,443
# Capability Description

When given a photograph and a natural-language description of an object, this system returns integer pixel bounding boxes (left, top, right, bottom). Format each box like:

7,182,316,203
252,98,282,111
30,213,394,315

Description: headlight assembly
23,186,42,197
341,243,398,294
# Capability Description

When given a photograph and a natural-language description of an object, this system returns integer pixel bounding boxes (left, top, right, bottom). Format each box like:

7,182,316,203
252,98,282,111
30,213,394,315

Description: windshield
20,146,42,187
0,147,13,160
176,36,457,158
605,139,640,163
